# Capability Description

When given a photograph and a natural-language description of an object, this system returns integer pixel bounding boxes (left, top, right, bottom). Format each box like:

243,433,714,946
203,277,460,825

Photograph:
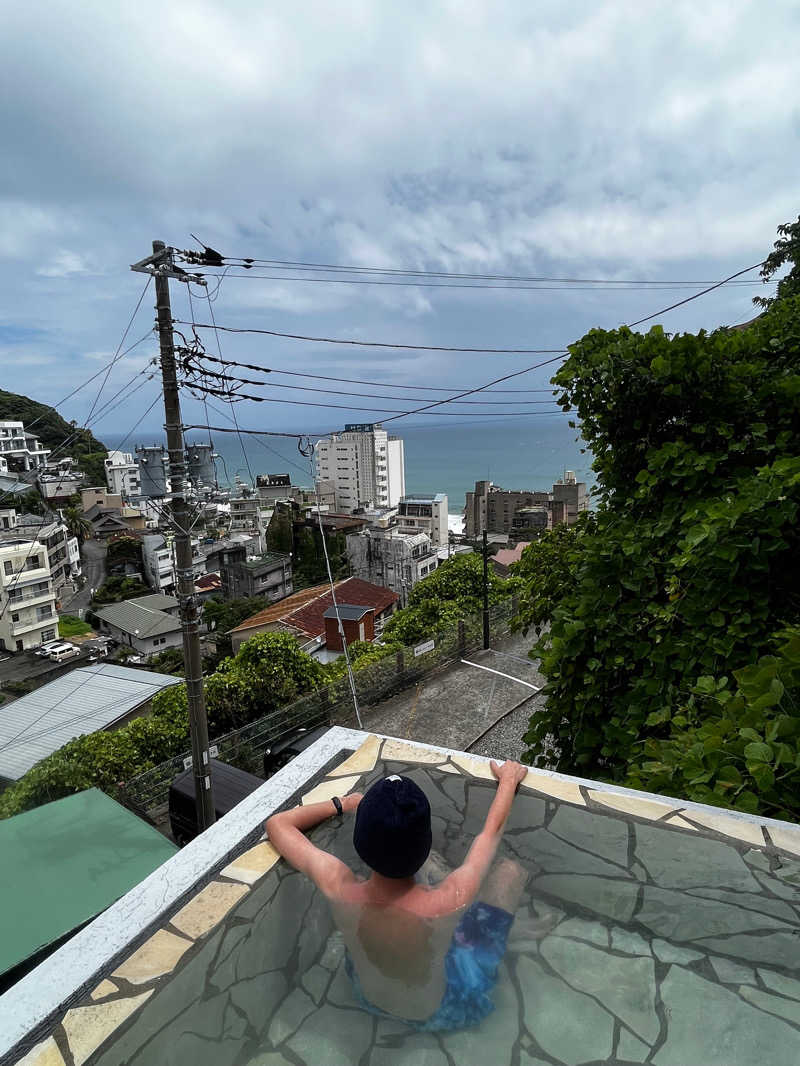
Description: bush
57,614,92,638
92,576,149,605
0,690,189,819
513,269,800,818
625,629,800,820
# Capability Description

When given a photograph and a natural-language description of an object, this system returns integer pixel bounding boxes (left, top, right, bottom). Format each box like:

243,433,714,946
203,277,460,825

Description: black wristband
331,796,343,816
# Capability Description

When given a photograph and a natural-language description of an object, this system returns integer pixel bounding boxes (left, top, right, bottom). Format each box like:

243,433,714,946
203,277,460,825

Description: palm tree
63,505,92,545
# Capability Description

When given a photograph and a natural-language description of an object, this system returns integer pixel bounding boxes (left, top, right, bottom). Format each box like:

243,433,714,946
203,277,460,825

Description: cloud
0,1,796,430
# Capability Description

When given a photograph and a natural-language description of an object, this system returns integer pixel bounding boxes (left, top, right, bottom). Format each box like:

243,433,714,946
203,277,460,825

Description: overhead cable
172,320,564,354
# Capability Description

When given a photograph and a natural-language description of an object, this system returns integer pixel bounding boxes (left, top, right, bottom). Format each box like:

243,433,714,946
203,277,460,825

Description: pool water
89,761,800,1066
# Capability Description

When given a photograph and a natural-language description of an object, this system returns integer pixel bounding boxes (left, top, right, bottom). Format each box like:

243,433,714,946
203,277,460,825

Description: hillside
0,389,108,483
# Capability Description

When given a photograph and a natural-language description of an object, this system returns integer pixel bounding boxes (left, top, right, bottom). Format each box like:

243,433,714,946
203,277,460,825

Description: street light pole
482,530,490,650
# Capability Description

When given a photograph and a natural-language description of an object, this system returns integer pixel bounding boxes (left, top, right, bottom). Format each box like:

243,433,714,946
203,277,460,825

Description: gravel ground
466,691,547,762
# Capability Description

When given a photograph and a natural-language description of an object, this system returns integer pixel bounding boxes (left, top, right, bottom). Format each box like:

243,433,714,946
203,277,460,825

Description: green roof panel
0,788,177,978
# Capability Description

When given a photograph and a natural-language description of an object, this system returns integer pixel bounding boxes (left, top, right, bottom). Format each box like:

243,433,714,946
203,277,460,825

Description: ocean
104,417,592,523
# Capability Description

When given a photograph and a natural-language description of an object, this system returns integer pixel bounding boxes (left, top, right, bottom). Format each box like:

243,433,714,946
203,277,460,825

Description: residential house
104,450,141,499
0,536,58,652
228,576,397,657
0,663,182,784
491,541,531,577
142,534,175,593
95,594,182,655
0,420,50,473
9,513,81,593
219,546,292,601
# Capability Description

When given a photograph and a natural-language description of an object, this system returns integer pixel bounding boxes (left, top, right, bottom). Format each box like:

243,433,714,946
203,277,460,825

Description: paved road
61,539,107,613
358,630,545,755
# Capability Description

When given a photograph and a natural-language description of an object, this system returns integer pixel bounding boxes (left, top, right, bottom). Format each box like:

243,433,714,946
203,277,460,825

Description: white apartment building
0,538,59,651
346,528,440,607
0,420,50,472
315,423,405,512
105,450,141,499
7,513,80,593
142,534,176,593
396,493,448,548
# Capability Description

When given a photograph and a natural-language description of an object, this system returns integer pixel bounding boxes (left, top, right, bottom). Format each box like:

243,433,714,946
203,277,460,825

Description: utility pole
133,240,215,831
482,529,490,650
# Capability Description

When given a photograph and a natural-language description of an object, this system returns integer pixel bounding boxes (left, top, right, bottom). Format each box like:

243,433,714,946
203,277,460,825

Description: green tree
18,489,48,517
382,553,516,646
514,262,800,814
754,214,800,308
63,504,92,545
92,575,149,604
204,631,324,734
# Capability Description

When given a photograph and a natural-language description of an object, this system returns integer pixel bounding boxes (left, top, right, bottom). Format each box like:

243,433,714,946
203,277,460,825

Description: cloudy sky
2,0,799,444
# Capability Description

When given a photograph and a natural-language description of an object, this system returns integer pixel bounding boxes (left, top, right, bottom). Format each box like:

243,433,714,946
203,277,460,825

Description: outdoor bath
3,728,800,1066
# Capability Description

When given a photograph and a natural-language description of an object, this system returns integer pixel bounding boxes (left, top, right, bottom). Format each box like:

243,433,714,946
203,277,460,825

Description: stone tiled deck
6,732,800,1066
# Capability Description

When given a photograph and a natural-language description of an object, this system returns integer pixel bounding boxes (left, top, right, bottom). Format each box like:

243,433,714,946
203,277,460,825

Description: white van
49,643,81,663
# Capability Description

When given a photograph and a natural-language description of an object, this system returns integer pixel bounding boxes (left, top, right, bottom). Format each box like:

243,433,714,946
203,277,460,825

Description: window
11,612,19,623
25,555,41,570
42,628,56,642
3,561,12,575
36,605,52,620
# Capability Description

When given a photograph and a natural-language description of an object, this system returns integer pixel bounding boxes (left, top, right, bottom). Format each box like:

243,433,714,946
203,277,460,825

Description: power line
185,271,763,294
626,262,764,328
182,349,559,394
83,277,153,426
173,320,565,355
184,359,562,405
179,249,762,286
182,379,571,417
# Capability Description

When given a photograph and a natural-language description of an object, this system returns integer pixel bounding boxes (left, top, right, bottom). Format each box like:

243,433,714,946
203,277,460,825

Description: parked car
263,725,329,779
35,640,64,658
168,758,264,846
48,643,81,663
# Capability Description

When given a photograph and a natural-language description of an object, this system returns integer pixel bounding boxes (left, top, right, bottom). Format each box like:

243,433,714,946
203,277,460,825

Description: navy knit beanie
353,775,432,878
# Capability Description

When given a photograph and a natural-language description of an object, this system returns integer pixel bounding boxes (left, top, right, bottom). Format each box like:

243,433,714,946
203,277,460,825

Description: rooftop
0,789,177,983
400,493,447,504
493,542,531,569
282,577,398,639
228,582,331,634
322,603,373,621
0,663,182,782
95,597,180,639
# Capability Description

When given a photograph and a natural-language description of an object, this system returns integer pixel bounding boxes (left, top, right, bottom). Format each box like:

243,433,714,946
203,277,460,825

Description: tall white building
0,420,50,472
315,423,405,512
105,450,141,499
0,537,59,651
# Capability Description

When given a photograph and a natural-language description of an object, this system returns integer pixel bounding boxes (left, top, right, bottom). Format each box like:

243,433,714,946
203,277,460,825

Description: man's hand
341,792,362,814
490,760,528,788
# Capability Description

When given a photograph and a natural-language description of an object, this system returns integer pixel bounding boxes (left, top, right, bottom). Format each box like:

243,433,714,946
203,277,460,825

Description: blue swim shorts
345,901,514,1032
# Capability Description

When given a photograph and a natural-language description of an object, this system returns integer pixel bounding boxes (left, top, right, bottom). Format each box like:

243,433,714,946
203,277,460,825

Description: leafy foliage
514,285,800,818
754,214,800,308
626,630,800,819
92,575,149,604
106,536,143,570
383,552,516,646
62,504,92,545
57,614,92,638
0,690,189,819
204,631,325,735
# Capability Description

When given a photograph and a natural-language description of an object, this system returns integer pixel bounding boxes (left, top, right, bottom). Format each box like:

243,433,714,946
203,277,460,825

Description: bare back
330,880,464,1021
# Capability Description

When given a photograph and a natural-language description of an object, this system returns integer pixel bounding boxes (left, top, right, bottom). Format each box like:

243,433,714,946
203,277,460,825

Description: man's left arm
265,793,361,896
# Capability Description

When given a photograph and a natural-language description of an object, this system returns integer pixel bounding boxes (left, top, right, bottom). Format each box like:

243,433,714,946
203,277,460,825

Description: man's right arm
436,760,527,910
